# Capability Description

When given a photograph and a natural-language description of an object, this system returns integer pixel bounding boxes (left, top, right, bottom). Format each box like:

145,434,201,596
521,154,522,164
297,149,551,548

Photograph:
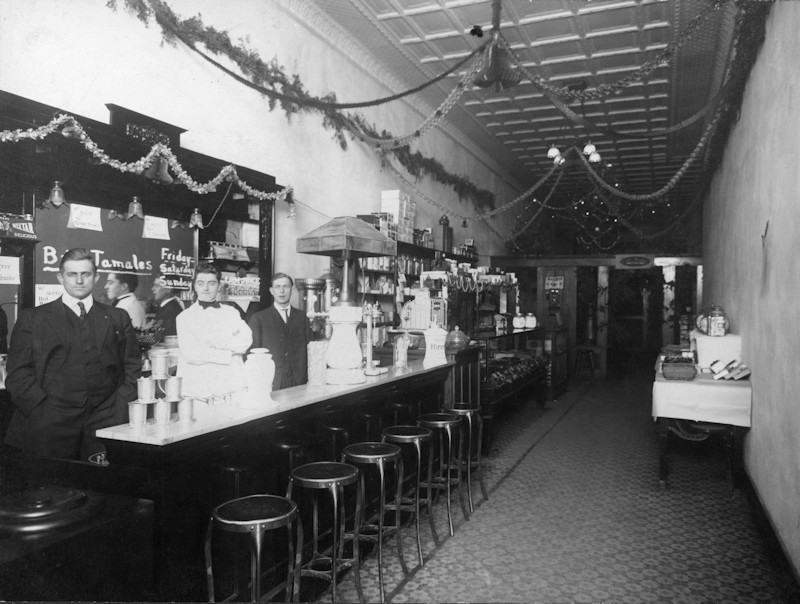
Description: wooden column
596,266,609,378
257,198,275,310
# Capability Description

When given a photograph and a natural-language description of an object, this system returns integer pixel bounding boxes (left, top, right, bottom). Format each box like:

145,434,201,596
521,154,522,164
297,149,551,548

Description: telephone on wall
546,288,562,315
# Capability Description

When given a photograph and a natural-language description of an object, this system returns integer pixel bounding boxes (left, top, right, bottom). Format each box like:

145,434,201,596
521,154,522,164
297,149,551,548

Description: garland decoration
1,113,293,204
107,0,498,211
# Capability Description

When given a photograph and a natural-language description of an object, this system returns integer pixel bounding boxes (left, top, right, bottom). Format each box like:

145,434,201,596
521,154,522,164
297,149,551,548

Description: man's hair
193,261,221,283
59,248,97,273
271,272,293,287
153,274,175,294
111,272,139,293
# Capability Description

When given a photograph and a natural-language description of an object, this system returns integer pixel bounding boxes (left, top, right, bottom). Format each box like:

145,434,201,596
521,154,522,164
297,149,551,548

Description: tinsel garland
106,0,498,211
1,113,293,205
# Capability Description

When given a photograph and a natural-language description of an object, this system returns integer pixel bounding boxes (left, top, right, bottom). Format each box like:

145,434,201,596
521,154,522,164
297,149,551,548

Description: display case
531,327,568,401
471,328,547,449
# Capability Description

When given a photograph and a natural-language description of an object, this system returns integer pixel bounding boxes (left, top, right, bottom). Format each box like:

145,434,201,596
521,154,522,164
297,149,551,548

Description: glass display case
470,328,547,449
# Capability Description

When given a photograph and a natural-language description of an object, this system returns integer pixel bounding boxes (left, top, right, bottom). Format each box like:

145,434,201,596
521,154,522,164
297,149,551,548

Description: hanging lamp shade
472,34,522,92
471,1,521,92
296,216,397,258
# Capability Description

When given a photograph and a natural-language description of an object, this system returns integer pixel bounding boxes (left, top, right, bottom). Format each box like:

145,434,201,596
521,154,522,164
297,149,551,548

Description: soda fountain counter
4,359,452,602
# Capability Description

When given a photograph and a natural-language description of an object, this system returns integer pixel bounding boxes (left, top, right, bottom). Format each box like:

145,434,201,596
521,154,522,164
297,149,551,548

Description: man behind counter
4,248,141,461
104,271,146,329
248,273,311,390
151,274,184,338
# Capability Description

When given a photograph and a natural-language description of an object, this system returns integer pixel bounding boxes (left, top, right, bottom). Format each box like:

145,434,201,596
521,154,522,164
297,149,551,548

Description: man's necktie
199,300,221,309
77,301,86,319
283,308,290,322
111,299,119,307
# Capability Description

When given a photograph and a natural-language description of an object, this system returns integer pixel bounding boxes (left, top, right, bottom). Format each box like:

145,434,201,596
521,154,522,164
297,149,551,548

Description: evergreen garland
106,0,497,211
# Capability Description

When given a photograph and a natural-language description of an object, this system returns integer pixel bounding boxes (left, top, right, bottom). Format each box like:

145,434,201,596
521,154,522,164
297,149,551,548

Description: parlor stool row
206,399,487,603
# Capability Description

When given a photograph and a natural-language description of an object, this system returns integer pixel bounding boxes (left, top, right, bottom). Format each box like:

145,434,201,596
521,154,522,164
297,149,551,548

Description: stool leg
204,517,215,603
475,413,488,502
394,456,409,576
424,434,439,545
329,484,341,604
443,425,454,536
377,460,387,603
288,518,303,603
413,440,425,565
463,415,474,514
453,424,469,523
249,527,265,603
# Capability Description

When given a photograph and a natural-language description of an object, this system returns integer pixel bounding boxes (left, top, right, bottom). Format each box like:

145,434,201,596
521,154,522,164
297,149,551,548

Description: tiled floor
320,360,799,603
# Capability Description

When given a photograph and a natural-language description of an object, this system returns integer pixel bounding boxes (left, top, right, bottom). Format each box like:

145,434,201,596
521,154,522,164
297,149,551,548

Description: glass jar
524,313,538,329
445,326,470,352
707,305,729,337
512,314,526,330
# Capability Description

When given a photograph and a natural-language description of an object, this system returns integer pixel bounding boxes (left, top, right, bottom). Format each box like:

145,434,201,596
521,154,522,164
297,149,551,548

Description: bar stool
342,442,405,603
383,400,420,426
381,425,433,567
287,461,365,604
318,410,351,461
359,408,384,442
269,425,311,493
417,412,468,542
204,494,302,603
446,402,488,513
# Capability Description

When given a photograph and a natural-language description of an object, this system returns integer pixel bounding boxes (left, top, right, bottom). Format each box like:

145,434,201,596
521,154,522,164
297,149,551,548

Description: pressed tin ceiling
293,0,741,253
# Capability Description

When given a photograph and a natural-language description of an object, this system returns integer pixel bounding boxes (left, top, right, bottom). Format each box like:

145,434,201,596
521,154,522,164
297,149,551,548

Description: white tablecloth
652,372,752,427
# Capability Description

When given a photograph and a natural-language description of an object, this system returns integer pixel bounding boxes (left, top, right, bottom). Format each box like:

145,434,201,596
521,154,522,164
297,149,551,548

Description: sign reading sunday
34,204,194,306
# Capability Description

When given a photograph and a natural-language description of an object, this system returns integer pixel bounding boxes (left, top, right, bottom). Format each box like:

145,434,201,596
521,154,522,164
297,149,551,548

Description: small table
652,371,752,488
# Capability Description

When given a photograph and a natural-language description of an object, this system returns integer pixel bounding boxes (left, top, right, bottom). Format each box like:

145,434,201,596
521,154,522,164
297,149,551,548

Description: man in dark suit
248,273,310,390
151,274,184,338
4,248,141,461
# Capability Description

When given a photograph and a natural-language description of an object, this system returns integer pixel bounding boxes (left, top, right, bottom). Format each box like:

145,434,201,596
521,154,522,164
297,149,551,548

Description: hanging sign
0,256,21,284
614,254,654,269
545,276,564,290
67,203,104,231
143,215,171,240
0,213,37,240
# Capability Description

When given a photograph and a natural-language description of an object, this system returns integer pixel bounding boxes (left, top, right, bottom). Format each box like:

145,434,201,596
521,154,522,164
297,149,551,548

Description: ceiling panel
306,0,740,254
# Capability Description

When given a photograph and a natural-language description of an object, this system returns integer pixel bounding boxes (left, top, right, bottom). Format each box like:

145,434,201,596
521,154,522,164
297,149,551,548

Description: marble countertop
96,360,452,447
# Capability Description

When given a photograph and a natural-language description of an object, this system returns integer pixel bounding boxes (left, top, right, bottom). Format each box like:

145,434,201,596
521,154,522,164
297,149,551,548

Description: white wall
0,0,521,287
704,2,800,577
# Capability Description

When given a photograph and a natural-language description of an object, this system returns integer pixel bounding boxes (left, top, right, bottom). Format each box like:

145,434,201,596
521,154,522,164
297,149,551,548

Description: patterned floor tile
315,368,798,603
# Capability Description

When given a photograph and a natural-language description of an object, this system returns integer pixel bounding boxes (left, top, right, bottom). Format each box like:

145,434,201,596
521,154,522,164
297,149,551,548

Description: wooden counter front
97,360,452,601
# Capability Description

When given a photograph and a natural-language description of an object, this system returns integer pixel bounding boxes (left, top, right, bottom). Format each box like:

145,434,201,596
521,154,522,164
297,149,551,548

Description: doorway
607,267,663,375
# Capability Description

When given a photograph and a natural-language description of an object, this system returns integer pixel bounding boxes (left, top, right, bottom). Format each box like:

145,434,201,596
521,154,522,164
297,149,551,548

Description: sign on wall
34,206,194,306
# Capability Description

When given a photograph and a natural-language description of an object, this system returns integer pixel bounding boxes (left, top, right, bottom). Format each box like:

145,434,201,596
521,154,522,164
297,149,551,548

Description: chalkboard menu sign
33,204,195,306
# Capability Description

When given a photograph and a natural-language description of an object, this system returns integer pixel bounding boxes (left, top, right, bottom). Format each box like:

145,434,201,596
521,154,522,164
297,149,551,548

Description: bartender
176,262,252,400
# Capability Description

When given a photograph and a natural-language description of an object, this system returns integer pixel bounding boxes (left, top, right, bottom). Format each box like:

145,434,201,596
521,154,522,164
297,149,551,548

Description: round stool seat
418,412,460,429
291,461,358,489
382,425,432,443
447,402,480,416
342,442,401,464
206,494,301,602
214,494,298,533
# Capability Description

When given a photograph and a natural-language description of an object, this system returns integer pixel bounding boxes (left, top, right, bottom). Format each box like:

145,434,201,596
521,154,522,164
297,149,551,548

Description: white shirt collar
62,293,94,316
160,296,182,308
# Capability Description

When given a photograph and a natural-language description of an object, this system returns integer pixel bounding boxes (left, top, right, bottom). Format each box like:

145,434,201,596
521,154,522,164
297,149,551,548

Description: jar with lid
512,314,526,330
695,304,729,337
445,325,470,352
524,313,537,329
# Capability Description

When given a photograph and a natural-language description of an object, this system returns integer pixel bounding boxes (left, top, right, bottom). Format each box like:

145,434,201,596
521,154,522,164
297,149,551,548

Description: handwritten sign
67,203,103,232
35,283,64,306
143,215,171,240
0,256,20,284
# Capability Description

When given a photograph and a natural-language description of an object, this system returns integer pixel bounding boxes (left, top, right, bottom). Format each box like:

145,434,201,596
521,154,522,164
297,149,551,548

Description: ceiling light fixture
472,0,522,92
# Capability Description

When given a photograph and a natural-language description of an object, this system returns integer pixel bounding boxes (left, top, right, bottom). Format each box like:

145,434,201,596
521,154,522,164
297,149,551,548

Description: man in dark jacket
151,274,184,338
247,273,310,390
4,248,140,461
